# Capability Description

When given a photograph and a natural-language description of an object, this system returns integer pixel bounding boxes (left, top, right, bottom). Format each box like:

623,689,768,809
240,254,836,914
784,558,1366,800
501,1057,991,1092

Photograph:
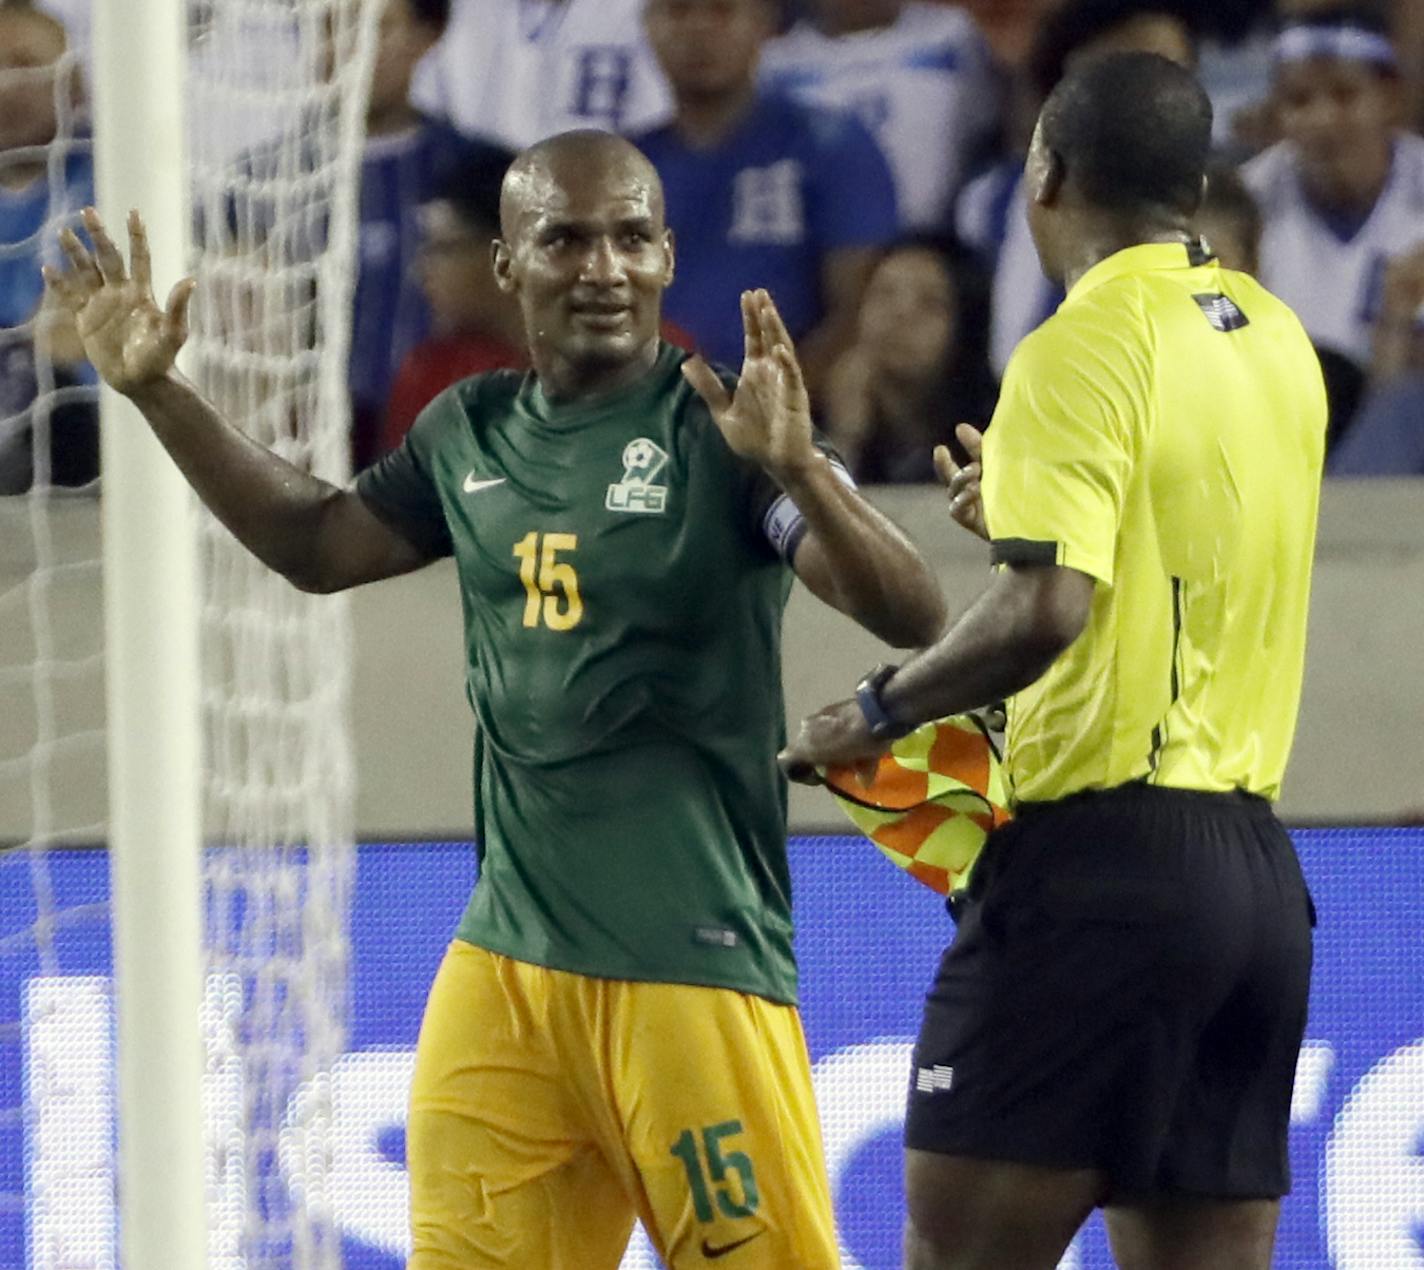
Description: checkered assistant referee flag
822,716,1011,896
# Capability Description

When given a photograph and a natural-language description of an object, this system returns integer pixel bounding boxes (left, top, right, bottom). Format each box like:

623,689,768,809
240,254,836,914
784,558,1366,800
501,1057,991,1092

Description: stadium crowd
2,0,1424,489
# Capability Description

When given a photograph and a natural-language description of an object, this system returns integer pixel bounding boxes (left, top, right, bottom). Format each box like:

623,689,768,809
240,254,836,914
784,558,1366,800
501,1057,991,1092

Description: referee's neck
1059,223,1193,293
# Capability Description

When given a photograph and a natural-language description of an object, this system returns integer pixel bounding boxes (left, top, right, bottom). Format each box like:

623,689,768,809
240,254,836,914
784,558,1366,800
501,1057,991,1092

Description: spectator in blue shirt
217,0,515,469
347,0,514,467
635,0,898,394
0,3,91,333
0,3,97,493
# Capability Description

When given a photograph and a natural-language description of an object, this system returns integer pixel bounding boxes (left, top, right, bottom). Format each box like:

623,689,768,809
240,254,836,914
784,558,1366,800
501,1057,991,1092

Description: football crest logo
606,437,669,514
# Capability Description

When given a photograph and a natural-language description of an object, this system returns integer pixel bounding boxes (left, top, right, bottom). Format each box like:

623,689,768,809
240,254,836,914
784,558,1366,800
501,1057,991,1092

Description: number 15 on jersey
513,531,584,631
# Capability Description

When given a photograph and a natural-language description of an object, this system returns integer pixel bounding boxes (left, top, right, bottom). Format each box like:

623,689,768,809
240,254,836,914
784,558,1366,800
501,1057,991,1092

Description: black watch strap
855,663,912,741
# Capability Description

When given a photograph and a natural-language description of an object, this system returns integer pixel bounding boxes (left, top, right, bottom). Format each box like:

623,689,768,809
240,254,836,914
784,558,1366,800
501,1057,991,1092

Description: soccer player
46,131,946,1267
1244,6,1424,370
782,52,1325,1269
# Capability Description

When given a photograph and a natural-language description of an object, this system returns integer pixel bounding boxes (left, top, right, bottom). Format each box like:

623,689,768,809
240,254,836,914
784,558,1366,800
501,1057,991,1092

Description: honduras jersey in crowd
634,94,898,371
410,0,671,149
760,2,997,229
351,122,504,441
0,143,93,332
956,159,1063,377
1244,132,1424,366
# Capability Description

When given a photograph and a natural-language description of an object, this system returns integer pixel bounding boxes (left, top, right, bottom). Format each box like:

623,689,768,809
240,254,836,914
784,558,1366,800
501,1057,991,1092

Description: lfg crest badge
606,437,669,514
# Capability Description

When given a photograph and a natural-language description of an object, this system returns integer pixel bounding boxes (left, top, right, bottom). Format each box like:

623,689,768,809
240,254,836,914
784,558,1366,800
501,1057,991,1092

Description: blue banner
2,829,1421,1268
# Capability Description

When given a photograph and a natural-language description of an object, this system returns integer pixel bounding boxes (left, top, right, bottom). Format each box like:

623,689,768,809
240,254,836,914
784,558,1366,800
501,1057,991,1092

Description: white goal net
1,1,376,1265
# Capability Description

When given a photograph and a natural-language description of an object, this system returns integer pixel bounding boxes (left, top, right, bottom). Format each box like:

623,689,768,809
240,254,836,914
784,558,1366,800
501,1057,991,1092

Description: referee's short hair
1041,50,1213,219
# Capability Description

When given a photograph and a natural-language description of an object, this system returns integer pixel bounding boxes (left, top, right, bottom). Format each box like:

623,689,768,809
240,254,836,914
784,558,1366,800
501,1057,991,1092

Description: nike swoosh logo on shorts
700,1230,764,1259
462,474,506,494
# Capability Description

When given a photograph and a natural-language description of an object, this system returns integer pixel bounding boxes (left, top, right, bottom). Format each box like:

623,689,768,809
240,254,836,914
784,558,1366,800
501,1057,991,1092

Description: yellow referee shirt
981,241,1325,804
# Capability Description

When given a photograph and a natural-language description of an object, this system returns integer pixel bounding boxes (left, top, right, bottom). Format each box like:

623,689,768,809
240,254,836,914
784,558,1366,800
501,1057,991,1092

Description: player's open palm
682,288,817,481
42,207,197,395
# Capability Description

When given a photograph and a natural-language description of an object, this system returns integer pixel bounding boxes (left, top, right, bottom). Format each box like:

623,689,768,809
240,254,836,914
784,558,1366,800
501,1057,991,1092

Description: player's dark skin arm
125,375,429,593
779,563,1094,778
784,468,946,649
881,564,1093,723
44,208,430,594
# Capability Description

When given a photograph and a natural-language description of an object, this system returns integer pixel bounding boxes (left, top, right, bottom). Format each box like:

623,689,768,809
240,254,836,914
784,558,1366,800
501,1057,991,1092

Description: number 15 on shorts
670,1120,760,1221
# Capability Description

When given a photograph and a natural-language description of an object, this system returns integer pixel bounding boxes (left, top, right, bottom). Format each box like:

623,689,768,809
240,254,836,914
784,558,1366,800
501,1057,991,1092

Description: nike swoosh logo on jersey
462,474,506,494
700,1230,764,1259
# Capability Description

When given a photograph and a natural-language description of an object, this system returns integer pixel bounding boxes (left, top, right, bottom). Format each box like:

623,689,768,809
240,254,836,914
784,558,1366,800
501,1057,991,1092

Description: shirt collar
1065,239,1215,304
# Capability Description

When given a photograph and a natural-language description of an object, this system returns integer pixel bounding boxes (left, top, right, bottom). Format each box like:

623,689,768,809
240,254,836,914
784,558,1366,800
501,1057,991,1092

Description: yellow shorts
407,940,840,1269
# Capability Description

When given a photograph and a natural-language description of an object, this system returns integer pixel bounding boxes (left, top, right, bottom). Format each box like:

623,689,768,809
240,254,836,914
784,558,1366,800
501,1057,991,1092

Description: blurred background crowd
3,0,1423,494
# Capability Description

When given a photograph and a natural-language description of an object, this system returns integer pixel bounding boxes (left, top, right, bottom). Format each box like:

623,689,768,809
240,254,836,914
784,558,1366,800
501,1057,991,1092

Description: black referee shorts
904,782,1315,1201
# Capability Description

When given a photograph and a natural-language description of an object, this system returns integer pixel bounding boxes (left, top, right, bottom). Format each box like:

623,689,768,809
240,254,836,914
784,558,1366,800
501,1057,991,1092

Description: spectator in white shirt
1244,6,1424,370
760,0,999,229
409,0,672,147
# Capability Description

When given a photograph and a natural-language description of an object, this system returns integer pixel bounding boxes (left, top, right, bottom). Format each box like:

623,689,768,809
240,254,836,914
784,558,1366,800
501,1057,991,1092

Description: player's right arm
44,208,431,594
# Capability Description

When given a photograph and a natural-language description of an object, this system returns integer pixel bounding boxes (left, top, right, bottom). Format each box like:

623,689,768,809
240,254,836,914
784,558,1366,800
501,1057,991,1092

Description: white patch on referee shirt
606,437,669,514
915,1063,955,1094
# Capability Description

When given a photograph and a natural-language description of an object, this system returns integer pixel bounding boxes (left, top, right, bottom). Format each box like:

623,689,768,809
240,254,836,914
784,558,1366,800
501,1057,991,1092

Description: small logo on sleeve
606,438,669,514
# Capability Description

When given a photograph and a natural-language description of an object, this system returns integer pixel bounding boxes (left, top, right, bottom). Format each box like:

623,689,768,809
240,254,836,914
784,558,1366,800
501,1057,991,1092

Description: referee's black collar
1067,239,1219,302
1185,237,1217,267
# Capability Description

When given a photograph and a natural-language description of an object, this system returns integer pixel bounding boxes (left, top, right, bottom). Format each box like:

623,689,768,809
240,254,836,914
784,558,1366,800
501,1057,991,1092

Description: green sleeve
354,390,456,560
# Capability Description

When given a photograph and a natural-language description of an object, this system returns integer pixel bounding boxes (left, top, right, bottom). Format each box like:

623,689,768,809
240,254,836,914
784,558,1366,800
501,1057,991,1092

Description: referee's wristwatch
855,663,915,741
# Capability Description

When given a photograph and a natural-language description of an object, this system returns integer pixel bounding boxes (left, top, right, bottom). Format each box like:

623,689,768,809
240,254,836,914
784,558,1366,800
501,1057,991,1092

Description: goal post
78,0,381,1265
91,0,207,1266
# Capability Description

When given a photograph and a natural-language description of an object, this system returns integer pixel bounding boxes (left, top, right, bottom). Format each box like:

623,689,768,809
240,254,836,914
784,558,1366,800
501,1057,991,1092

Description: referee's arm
876,561,1094,727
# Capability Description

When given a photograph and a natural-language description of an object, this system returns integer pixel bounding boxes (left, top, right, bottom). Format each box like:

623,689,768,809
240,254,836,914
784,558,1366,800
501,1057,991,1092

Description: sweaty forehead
505,161,664,238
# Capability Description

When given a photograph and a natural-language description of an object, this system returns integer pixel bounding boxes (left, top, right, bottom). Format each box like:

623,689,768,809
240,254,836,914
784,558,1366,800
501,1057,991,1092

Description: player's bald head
499,130,664,241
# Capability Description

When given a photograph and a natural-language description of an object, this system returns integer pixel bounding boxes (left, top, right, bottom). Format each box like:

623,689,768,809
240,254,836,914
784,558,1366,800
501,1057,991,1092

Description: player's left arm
683,288,946,648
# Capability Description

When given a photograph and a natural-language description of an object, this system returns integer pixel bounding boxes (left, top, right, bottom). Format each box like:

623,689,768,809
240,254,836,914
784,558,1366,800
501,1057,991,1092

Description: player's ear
491,238,516,294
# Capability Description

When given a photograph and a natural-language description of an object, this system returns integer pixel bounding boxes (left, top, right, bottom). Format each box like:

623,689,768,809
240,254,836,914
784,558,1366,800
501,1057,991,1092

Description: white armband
760,459,858,562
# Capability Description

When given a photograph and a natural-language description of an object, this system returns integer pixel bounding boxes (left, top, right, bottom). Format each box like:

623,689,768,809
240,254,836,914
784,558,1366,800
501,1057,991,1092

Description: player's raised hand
681,288,818,482
933,423,989,542
42,207,197,396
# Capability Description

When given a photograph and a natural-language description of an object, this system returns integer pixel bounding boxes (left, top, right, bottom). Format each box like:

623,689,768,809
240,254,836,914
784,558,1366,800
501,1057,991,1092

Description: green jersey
356,343,805,1003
